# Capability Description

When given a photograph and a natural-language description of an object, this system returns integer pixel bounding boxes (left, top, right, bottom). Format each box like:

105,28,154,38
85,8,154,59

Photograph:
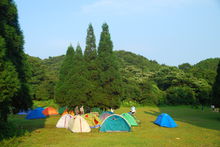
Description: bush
166,86,196,105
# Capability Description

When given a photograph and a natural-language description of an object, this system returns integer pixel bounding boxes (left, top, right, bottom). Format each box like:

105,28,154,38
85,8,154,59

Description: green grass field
1,106,220,147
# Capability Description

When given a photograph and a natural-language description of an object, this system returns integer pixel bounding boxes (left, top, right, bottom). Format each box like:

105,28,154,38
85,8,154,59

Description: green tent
58,107,67,114
121,113,138,126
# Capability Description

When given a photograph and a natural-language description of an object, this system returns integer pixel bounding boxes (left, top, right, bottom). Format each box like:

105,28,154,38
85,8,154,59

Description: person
130,106,136,115
211,105,215,112
74,106,79,115
110,108,114,113
80,106,84,115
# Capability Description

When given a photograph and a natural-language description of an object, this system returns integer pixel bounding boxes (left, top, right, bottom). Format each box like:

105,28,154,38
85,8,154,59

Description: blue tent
17,110,31,115
26,107,46,119
154,113,177,128
100,114,131,132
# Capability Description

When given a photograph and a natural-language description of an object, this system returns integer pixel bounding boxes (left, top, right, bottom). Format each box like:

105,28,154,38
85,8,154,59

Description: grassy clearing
1,106,220,147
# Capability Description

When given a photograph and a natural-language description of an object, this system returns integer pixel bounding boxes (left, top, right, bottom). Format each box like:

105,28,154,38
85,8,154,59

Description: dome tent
121,113,138,126
68,115,91,133
82,113,101,128
26,107,46,119
100,114,131,132
56,114,73,128
154,113,177,128
42,107,58,116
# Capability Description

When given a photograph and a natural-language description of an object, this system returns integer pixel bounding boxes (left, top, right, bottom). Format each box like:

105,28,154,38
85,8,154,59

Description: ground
1,106,220,147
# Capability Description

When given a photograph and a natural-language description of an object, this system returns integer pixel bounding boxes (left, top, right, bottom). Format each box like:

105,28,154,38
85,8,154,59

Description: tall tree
84,24,97,61
212,61,220,108
0,37,20,121
55,45,75,106
0,0,32,115
97,23,122,109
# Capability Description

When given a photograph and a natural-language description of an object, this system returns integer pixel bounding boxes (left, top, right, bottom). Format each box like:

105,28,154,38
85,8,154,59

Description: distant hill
26,51,219,100
190,58,220,84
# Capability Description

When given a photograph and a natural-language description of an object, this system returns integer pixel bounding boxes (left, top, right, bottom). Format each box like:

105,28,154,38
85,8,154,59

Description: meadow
1,106,220,147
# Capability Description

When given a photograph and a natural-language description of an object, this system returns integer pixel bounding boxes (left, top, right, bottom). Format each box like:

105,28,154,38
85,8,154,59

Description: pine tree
97,23,122,109
65,44,92,110
212,61,220,108
55,45,75,106
0,37,20,121
84,24,97,61
0,0,32,115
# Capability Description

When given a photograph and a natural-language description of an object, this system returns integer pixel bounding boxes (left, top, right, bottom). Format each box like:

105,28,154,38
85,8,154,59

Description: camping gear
42,107,58,116
58,107,67,114
100,114,131,132
82,113,101,128
62,109,74,116
56,114,73,128
99,111,114,121
26,107,46,119
154,113,177,128
121,113,138,126
68,115,91,133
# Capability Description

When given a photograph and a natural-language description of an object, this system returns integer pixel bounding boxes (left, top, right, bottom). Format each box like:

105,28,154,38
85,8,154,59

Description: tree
0,37,20,121
97,23,122,109
0,0,32,116
212,61,220,107
84,24,97,61
55,45,75,106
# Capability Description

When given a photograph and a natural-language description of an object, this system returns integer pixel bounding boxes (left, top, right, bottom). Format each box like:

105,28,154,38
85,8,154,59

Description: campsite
0,0,220,146
0,106,219,146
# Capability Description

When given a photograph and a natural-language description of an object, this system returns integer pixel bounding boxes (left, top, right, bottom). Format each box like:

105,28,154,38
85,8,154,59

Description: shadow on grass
0,114,46,145
144,106,220,131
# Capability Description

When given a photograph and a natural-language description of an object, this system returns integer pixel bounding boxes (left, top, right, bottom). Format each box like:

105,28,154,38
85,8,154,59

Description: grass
1,106,220,147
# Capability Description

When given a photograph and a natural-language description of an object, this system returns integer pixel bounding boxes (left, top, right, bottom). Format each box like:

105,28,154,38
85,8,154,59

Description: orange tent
62,109,74,116
42,107,58,116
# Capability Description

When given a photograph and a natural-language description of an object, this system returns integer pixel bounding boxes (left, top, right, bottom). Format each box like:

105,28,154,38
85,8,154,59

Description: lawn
1,106,220,147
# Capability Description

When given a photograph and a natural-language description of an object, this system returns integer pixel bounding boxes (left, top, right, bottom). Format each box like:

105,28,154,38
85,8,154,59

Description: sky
15,0,220,66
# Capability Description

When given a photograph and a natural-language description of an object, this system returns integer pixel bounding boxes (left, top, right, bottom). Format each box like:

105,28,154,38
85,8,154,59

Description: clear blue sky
15,0,220,66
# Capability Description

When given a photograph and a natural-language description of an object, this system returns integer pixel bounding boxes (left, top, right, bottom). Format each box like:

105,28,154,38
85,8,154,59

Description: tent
56,114,73,128
82,113,101,128
17,110,31,115
26,107,46,119
68,115,91,133
58,107,67,114
121,113,138,126
99,111,114,121
42,107,58,116
100,114,131,132
154,113,177,128
62,109,74,116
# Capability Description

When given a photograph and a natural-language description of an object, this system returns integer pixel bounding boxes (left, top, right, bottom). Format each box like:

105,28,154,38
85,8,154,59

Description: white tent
56,114,73,128
68,115,91,133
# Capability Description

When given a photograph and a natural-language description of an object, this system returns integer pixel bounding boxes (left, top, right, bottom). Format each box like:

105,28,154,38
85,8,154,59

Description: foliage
212,61,220,107
0,0,32,122
166,86,196,105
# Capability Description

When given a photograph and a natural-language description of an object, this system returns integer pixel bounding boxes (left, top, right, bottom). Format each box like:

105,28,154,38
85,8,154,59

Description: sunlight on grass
1,106,219,147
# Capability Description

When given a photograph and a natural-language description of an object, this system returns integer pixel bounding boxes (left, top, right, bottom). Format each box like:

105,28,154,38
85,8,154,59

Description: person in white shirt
130,106,136,115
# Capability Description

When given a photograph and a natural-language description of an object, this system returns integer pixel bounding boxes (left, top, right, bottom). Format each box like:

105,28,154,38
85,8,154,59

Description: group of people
73,105,136,115
74,106,84,115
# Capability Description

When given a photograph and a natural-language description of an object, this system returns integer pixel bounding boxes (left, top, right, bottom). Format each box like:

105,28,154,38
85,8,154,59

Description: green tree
97,23,122,109
0,0,32,115
212,61,220,107
55,45,75,106
0,37,20,121
84,24,97,61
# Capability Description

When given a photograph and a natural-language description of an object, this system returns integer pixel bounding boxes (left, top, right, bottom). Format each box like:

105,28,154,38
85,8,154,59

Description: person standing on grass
75,106,79,115
130,106,136,115
80,106,84,115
